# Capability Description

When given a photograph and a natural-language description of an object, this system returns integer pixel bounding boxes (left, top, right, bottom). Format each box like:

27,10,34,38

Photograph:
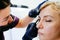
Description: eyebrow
43,15,54,18
38,15,54,18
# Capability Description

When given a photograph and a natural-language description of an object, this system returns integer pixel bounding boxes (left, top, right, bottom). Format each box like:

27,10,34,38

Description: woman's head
0,0,10,10
37,1,60,40
0,0,11,26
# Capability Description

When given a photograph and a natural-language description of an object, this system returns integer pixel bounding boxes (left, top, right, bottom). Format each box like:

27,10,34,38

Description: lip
38,32,44,35
38,30,44,35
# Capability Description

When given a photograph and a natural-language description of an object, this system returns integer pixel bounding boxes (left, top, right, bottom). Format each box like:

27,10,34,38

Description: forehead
39,5,60,19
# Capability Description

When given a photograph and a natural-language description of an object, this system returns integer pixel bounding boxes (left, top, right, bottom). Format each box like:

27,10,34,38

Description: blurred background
3,0,59,40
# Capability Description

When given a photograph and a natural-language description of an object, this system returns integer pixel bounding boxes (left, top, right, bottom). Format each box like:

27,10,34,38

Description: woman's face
0,6,10,26
37,5,60,40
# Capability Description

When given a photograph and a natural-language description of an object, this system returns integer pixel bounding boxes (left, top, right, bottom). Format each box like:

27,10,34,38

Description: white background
3,0,59,40
4,0,43,40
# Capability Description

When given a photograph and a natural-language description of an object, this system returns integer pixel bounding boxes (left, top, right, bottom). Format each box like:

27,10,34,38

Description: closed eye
2,15,10,22
45,19,52,22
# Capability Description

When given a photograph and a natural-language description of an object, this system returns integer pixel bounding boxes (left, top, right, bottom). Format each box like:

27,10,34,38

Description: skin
0,6,10,26
0,5,34,27
37,5,60,40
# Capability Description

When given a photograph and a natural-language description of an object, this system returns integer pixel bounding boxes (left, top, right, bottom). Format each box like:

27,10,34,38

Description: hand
22,22,38,40
28,0,48,18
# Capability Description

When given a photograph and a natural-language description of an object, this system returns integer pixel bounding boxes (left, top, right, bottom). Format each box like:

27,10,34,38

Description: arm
15,16,34,28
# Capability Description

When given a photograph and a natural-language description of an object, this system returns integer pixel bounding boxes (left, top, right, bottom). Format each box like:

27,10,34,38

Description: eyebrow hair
43,15,54,18
38,15,54,18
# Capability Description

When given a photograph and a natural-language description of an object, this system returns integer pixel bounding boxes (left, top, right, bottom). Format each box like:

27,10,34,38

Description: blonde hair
40,1,60,13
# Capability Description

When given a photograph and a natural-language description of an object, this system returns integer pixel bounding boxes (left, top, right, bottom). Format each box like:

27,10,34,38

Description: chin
39,36,53,40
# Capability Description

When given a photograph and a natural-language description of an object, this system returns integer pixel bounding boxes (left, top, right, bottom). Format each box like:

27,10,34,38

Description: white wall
4,7,39,40
4,0,43,40
4,0,60,40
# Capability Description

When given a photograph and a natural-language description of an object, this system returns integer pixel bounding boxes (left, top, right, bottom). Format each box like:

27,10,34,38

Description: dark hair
0,0,10,9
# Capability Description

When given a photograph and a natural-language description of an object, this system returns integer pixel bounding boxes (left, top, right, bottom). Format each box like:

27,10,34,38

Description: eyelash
45,20,52,22
38,19,52,22
3,16,10,22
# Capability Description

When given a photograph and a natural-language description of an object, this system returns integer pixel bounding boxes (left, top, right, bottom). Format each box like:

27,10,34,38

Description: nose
37,20,43,29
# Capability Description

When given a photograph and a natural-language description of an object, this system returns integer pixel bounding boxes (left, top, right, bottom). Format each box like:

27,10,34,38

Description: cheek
37,24,56,40
44,24,55,36
44,22,56,33
43,22,60,38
